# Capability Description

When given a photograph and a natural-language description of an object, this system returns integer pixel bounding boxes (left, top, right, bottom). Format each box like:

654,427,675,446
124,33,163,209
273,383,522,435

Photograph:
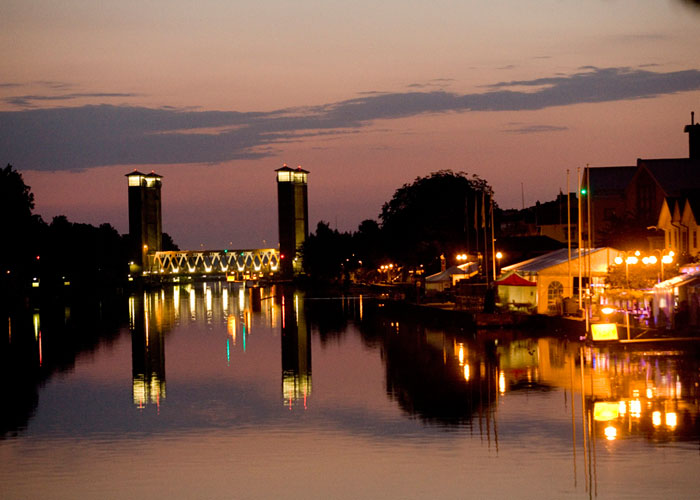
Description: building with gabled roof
498,247,622,315
583,113,700,250
657,193,700,258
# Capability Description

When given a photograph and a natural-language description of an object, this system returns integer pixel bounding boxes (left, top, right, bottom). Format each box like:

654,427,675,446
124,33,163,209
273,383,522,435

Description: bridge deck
145,249,281,280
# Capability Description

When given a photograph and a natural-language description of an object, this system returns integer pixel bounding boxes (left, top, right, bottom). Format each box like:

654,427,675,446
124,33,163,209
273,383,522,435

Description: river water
2,283,699,499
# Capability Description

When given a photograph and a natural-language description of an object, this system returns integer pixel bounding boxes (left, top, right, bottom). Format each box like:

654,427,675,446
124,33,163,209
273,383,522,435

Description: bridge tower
126,170,163,273
276,164,309,277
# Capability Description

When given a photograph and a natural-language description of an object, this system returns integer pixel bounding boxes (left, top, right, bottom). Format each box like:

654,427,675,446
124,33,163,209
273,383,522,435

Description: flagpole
482,191,489,285
491,195,496,279
577,167,583,309
567,169,571,299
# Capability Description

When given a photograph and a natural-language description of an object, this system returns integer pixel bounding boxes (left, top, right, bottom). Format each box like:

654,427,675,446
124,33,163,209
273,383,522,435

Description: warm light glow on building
458,344,465,366
499,371,506,394
652,411,662,427
604,425,617,441
666,412,677,428
463,364,470,382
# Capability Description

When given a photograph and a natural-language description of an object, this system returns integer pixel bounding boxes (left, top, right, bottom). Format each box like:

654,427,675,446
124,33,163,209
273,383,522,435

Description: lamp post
614,251,639,289
641,250,674,282
496,251,503,276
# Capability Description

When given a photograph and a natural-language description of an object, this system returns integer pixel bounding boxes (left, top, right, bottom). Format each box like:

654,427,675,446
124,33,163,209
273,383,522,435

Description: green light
224,249,228,253
580,188,587,195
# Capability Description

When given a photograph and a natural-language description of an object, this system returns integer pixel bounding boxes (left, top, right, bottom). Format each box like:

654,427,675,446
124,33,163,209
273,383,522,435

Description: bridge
127,165,308,282
142,248,281,281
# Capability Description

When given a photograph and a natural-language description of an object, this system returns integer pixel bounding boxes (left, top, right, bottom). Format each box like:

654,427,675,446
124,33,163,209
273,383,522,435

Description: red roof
494,273,536,286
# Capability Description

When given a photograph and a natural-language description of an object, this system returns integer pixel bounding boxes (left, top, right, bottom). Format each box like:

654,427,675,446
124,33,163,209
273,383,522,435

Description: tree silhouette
0,164,44,297
380,170,492,272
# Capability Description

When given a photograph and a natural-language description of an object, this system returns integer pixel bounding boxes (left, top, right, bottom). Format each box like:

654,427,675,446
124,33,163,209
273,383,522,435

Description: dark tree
162,232,179,251
353,219,384,270
301,221,354,281
0,164,44,296
380,170,493,272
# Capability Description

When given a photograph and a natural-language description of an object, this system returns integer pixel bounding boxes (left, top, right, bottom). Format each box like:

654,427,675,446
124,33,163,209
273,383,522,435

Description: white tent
425,262,479,292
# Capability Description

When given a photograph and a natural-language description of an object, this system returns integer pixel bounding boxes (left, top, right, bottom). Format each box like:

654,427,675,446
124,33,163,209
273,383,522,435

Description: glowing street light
642,250,674,281
614,251,640,288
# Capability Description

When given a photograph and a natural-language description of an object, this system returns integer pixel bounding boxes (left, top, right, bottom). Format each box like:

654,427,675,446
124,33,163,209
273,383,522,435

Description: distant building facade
583,113,700,255
657,195,700,257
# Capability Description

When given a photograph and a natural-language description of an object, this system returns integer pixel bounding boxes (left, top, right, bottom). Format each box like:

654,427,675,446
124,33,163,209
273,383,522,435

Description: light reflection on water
2,283,700,499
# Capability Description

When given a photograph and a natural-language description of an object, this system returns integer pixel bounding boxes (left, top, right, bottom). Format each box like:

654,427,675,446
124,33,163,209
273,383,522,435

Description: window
547,281,564,312
573,277,589,297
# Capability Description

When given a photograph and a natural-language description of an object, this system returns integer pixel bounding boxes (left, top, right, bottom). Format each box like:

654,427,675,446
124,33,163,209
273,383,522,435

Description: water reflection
281,290,312,409
4,285,700,497
580,344,700,445
1,294,125,437
129,293,166,408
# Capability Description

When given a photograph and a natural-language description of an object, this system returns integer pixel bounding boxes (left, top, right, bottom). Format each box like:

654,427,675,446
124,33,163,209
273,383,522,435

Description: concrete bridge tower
126,170,163,273
275,164,309,277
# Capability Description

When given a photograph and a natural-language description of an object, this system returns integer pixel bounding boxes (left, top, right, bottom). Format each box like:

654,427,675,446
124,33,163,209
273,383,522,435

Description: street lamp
496,251,503,275
614,252,639,289
642,250,674,282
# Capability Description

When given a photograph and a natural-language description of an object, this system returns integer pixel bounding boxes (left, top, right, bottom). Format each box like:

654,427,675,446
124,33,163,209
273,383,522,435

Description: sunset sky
2,1,700,250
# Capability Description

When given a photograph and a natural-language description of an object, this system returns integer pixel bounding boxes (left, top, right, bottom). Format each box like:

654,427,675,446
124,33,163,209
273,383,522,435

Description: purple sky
2,1,700,250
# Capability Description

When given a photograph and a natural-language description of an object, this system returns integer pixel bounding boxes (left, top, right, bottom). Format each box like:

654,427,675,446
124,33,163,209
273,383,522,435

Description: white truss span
148,249,280,277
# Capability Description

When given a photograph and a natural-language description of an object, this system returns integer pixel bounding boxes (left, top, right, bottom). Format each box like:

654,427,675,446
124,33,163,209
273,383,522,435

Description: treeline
302,170,495,282
0,164,175,299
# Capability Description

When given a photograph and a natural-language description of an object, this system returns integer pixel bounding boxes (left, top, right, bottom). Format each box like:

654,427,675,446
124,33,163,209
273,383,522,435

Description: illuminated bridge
127,164,308,282
143,249,281,281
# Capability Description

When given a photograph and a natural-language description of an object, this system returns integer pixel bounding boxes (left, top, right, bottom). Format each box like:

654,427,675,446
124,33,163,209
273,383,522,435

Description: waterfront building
583,113,700,249
497,247,622,314
656,194,700,258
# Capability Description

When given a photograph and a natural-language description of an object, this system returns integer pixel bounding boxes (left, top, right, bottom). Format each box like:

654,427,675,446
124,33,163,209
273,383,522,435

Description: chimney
684,111,700,159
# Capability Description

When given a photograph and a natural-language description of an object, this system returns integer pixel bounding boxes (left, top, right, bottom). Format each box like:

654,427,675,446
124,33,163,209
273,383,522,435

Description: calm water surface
2,284,700,499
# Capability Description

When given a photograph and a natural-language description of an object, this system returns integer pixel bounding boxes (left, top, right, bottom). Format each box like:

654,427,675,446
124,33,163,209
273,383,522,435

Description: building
425,262,479,293
126,170,163,272
656,194,700,257
651,269,700,329
276,164,309,276
497,247,622,315
583,114,700,250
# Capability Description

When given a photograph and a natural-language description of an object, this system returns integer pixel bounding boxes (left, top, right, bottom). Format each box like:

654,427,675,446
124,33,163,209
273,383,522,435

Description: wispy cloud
406,78,455,89
502,124,568,134
2,67,699,171
4,92,139,108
